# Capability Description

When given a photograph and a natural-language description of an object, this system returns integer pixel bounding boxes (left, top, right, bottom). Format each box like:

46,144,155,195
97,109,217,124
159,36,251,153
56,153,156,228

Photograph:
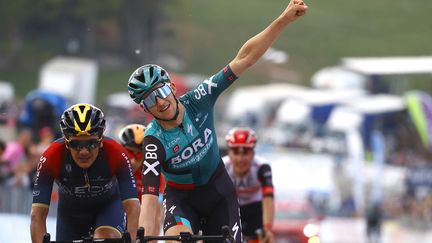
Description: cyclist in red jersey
223,127,274,243
30,104,140,243
118,124,147,200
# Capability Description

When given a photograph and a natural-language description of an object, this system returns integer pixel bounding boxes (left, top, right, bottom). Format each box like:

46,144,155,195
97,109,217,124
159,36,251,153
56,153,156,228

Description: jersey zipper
83,169,90,188
179,123,191,143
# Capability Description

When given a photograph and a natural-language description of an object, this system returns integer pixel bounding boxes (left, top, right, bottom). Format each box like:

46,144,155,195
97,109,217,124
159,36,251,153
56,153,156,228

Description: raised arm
229,0,308,76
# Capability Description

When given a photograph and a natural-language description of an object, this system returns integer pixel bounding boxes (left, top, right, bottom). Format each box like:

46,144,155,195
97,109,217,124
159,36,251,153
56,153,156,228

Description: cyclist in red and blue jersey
223,127,274,243
127,1,308,242
30,104,140,243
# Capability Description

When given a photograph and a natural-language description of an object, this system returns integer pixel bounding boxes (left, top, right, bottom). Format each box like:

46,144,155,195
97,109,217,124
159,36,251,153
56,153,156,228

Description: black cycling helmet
128,64,171,104
118,124,146,149
60,103,106,138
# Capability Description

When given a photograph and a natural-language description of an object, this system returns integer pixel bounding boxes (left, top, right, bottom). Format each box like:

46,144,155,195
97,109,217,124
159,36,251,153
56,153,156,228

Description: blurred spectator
366,202,382,243
34,127,56,154
333,160,356,217
19,89,69,140
0,129,34,186
0,140,6,181
0,140,5,154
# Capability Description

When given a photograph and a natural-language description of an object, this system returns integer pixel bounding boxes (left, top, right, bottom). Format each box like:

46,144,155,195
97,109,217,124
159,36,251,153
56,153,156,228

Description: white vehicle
312,56,432,93
224,83,309,128
218,83,310,150
261,89,365,149
39,56,98,104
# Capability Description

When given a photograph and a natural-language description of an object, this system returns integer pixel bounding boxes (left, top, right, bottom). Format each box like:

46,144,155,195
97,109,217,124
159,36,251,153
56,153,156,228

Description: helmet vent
150,66,154,77
64,112,72,125
135,74,144,82
129,82,138,89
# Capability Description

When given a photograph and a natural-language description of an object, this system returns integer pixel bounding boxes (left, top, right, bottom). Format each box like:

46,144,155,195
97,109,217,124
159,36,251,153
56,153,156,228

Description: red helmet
225,127,257,148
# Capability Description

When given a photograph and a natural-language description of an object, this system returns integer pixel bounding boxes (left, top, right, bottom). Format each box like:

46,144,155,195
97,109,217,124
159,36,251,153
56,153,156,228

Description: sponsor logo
173,144,179,153
167,136,180,148
57,179,115,198
122,152,136,187
193,76,217,100
198,113,209,128
168,205,176,214
143,144,160,176
34,156,47,186
232,222,240,240
147,186,156,193
170,128,212,167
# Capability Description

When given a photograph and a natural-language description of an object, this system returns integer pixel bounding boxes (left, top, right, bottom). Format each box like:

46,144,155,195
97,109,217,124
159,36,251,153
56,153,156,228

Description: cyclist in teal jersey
127,1,308,242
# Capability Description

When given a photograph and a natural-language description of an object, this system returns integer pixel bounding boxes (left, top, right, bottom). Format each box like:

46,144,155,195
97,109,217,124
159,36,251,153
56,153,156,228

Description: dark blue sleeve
116,151,139,201
32,145,59,207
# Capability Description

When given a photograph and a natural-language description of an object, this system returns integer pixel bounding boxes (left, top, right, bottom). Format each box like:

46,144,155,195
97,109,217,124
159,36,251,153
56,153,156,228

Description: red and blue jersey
32,137,138,208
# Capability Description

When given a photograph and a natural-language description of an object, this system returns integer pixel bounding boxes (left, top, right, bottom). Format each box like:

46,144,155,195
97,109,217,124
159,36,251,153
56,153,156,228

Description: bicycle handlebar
43,232,131,243
43,225,234,243
136,225,234,243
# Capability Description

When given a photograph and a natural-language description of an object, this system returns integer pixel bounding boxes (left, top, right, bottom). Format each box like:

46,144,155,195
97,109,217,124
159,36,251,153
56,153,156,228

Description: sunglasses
66,139,101,151
142,83,172,109
230,147,254,155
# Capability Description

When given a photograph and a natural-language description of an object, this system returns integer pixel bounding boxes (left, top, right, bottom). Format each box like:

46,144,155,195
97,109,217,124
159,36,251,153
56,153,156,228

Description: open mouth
160,104,170,112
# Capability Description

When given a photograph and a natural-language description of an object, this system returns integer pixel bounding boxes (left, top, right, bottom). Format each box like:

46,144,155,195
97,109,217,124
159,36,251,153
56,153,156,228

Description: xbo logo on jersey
193,77,217,100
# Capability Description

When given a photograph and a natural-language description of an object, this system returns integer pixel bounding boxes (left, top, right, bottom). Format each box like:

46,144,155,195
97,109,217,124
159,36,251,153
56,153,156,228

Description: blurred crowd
0,127,55,189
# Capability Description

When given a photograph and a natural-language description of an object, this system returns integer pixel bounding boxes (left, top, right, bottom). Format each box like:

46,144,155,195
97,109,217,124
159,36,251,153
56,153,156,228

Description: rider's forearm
262,197,275,230
30,206,48,243
230,14,293,76
123,199,141,241
139,194,160,237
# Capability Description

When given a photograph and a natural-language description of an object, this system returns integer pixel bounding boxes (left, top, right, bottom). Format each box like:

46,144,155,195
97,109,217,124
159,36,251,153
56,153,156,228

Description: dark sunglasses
67,139,101,151
142,83,172,109
230,147,253,155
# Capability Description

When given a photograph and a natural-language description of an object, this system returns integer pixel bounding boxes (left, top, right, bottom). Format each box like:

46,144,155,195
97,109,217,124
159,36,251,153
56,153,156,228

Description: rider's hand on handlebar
258,228,274,243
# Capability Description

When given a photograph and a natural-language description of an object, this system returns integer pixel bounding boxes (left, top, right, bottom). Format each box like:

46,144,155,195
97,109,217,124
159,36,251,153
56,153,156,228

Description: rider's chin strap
152,96,180,122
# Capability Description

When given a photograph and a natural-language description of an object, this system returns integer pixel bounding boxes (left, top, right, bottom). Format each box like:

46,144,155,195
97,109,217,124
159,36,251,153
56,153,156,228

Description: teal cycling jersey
142,65,237,193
